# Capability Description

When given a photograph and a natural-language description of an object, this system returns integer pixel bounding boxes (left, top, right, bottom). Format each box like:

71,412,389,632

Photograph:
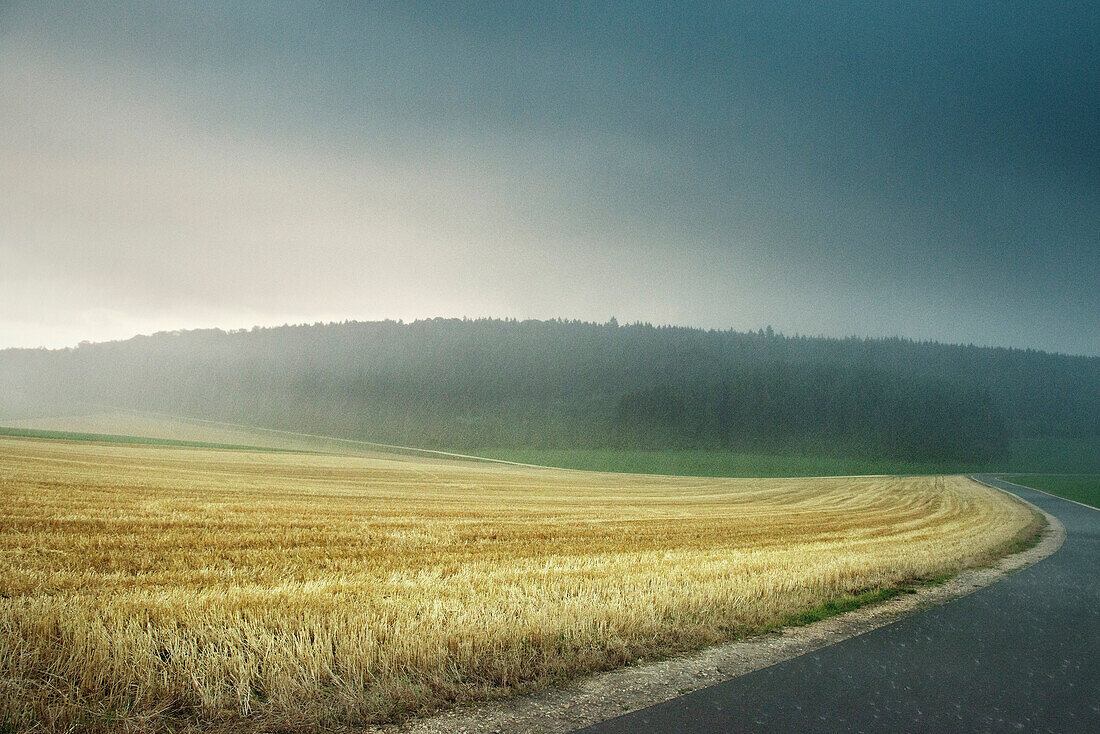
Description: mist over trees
1,318,1097,464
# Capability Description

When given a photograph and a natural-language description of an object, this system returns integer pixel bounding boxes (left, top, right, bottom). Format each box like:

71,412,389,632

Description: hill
2,318,1097,468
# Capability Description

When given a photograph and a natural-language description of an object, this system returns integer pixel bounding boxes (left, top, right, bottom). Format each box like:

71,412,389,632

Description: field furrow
0,437,1037,732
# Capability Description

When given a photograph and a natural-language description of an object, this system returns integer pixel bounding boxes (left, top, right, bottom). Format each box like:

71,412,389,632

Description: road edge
992,474,1099,512
379,477,1065,734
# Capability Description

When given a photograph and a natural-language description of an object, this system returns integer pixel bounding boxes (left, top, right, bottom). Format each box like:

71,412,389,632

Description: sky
2,2,1098,355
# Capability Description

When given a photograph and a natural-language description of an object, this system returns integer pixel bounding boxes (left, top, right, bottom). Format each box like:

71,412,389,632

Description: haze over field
2,2,1097,354
3,319,1098,474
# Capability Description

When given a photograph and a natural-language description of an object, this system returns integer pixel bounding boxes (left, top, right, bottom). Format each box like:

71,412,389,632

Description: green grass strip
0,426,297,453
1004,474,1100,509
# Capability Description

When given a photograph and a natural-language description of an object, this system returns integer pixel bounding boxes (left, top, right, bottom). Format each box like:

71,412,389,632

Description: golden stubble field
0,437,1037,732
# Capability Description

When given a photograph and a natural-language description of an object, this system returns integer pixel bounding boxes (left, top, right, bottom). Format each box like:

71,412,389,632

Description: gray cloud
2,2,1097,353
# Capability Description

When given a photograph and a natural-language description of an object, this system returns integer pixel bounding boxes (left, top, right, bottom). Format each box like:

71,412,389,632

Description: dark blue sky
2,2,1097,353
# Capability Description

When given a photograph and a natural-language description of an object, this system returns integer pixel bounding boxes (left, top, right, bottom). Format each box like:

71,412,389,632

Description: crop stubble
0,437,1035,731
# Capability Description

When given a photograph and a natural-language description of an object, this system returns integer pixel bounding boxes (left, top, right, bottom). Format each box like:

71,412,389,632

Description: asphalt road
576,476,1099,733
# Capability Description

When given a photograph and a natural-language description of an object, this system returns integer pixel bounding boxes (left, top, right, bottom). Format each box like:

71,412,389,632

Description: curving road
576,476,1099,733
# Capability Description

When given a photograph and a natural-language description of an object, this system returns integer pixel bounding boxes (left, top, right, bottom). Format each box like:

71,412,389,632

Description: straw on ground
0,437,1036,732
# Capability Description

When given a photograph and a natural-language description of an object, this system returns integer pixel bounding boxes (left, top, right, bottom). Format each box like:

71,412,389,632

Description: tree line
1,318,1097,463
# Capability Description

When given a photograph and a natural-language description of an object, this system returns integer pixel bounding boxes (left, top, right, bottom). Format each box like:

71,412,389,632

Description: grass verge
1003,475,1100,509
471,437,1100,479
469,447,978,478
0,426,300,453
766,502,1045,633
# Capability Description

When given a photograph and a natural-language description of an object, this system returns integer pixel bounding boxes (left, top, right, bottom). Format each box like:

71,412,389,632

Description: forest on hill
2,318,1097,465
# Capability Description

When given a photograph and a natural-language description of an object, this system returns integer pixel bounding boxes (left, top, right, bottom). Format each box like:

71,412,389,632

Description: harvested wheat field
0,437,1038,732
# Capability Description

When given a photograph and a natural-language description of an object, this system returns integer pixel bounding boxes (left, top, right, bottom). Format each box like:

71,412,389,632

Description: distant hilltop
2,318,1097,468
